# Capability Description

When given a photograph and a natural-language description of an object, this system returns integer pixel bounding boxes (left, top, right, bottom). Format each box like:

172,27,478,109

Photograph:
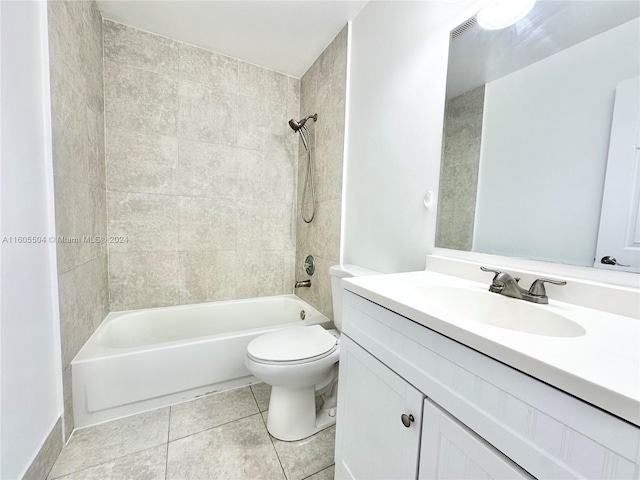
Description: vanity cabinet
336,334,531,480
419,398,531,479
336,334,423,479
335,291,640,480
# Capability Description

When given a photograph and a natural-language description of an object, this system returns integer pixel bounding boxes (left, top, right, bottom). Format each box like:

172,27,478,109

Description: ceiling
447,0,640,98
96,0,368,78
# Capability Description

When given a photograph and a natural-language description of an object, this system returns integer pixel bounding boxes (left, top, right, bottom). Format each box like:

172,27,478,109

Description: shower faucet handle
304,255,315,275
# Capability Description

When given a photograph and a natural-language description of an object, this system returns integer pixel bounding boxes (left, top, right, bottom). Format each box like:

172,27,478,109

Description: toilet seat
247,325,338,365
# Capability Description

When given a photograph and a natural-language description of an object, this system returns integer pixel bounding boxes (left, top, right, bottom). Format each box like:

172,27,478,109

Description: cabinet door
335,335,425,480
419,399,533,480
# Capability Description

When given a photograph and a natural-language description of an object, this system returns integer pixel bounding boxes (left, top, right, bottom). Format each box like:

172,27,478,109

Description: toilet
245,264,378,441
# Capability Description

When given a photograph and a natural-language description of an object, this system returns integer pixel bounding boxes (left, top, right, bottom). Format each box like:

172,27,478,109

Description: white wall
474,19,640,266
342,0,490,273
0,1,63,478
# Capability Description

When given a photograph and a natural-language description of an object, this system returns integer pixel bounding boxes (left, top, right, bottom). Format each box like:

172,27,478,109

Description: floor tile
48,408,169,479
269,421,336,480
166,414,285,480
251,382,271,412
303,465,335,480
51,445,166,480
169,386,259,441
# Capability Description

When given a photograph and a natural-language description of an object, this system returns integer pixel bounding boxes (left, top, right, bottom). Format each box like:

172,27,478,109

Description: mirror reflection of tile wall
435,86,484,251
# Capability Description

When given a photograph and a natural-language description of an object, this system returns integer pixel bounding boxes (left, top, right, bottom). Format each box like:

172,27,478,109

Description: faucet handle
480,266,507,292
528,277,567,297
480,266,518,281
480,266,502,278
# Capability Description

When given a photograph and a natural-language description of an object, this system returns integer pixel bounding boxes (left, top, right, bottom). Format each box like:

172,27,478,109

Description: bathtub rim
72,294,332,364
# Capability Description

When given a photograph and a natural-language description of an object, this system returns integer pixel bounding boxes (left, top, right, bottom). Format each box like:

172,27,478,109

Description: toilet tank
330,264,380,332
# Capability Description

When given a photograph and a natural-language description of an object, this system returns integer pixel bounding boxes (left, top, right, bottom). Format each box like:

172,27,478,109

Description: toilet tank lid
329,264,380,278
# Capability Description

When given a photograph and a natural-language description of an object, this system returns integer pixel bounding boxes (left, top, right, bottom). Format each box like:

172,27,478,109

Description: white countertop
343,270,640,426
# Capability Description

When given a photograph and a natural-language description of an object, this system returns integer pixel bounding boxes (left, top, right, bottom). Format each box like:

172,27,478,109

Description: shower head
288,118,303,132
288,114,317,132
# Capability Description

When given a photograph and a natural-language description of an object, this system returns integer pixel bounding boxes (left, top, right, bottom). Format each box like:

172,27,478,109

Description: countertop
343,270,640,426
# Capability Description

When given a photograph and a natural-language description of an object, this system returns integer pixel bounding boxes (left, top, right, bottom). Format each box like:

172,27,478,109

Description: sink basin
417,286,586,337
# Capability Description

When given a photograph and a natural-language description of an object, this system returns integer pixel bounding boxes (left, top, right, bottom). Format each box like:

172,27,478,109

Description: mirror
435,1,640,272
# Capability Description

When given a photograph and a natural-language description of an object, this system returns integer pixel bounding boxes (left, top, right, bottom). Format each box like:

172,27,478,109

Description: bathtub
72,295,331,428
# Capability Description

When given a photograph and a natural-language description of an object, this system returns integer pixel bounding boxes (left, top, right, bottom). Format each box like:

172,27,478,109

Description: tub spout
295,280,311,288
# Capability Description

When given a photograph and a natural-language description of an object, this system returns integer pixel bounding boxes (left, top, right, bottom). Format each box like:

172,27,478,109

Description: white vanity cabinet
336,334,531,480
335,335,424,480
335,291,640,480
419,398,532,479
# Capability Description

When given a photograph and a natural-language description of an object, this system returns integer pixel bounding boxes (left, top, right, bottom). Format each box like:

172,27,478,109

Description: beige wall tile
284,251,296,295
178,80,236,145
109,252,182,310
105,23,300,310
288,76,301,116
81,1,104,114
264,69,288,105
48,0,108,442
63,365,74,441
107,191,179,253
178,44,238,93
50,79,89,183
104,20,178,76
54,177,105,274
294,26,348,319
179,251,238,304
86,106,106,187
108,191,179,227
58,258,108,368
173,140,239,198
237,148,293,204
238,61,265,99
108,221,179,254
236,250,285,298
236,202,294,251
236,95,267,150
178,196,237,251
48,1,87,99
105,61,178,136
106,129,178,195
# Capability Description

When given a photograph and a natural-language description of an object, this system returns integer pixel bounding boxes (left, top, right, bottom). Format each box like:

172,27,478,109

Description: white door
595,76,640,273
418,399,533,480
335,335,424,480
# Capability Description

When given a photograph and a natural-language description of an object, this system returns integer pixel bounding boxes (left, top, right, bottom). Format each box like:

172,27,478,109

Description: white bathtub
72,295,331,428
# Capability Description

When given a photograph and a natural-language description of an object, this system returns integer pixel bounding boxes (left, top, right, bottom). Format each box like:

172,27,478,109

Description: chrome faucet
480,267,566,304
295,280,311,289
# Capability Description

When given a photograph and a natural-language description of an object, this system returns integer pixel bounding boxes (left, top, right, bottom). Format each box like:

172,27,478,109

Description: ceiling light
477,0,536,30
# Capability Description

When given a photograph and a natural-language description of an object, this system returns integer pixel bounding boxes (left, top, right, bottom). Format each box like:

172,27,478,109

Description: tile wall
47,0,108,439
103,21,301,310
435,85,485,251
294,27,349,318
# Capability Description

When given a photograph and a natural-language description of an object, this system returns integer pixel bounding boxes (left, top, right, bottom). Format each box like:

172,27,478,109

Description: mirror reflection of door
595,76,640,273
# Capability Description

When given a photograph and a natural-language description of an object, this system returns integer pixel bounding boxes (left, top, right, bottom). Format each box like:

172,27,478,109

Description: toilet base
266,385,337,441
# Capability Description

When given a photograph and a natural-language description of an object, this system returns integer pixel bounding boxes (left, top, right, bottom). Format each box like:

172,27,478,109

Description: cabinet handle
401,413,414,428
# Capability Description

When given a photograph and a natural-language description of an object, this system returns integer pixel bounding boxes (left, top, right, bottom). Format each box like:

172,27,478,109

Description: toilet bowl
245,264,379,441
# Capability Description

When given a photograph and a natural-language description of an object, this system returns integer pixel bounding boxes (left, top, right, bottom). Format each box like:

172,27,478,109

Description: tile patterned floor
48,384,336,480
